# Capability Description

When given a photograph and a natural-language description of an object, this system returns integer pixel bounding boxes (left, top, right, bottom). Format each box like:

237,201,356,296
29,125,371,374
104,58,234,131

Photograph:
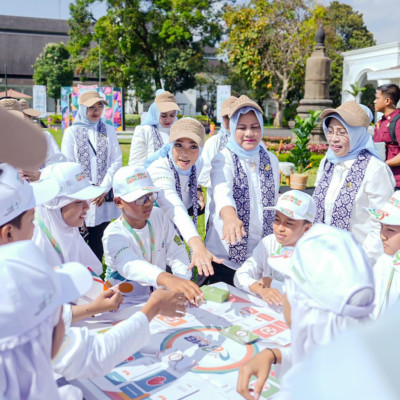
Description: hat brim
156,102,181,113
228,102,263,118
54,262,93,305
30,177,60,206
320,108,369,128
23,108,42,118
0,108,47,169
79,98,108,108
264,206,314,223
67,184,107,201
118,186,162,203
169,130,205,148
367,207,400,225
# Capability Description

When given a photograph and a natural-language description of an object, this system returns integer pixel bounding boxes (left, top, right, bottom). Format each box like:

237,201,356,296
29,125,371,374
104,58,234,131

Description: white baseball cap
40,162,106,200
0,163,60,226
0,240,93,339
368,191,400,225
265,190,316,222
268,224,375,317
113,166,162,202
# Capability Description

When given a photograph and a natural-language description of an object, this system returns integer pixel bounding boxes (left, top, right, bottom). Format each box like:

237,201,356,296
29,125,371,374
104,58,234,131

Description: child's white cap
367,191,400,225
0,241,93,339
265,190,316,223
268,224,375,317
113,166,161,202
0,163,59,226
40,162,106,200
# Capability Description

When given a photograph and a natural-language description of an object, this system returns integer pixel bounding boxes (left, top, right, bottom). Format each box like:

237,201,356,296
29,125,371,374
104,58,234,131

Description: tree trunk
273,99,283,128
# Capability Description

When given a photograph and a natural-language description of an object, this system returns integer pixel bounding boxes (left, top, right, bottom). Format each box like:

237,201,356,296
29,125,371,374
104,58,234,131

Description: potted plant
288,110,321,190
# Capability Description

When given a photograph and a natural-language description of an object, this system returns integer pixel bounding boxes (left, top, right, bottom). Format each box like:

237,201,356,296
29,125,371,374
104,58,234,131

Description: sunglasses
135,192,158,206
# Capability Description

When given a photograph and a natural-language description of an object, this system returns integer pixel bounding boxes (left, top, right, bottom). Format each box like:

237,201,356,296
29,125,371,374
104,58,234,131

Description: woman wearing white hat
237,224,375,400
205,95,280,285
128,90,181,167
61,91,122,261
313,101,395,264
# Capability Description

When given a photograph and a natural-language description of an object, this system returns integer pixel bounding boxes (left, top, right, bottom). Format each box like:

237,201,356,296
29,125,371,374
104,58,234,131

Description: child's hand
141,289,187,321
163,275,204,306
91,289,123,314
260,287,284,306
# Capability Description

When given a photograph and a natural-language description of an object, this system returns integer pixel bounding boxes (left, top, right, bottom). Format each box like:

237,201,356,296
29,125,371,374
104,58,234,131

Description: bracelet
266,348,277,364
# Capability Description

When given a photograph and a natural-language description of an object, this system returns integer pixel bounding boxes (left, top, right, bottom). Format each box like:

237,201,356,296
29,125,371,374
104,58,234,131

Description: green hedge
125,114,141,126
278,153,324,167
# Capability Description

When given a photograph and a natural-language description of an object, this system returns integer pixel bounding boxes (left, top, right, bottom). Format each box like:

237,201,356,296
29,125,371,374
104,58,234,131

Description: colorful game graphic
60,86,123,132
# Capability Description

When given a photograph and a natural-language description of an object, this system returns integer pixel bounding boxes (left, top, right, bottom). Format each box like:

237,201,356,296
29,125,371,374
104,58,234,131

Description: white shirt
234,234,285,293
372,253,400,319
102,207,191,304
42,130,61,166
128,125,170,167
52,311,149,380
315,156,395,263
147,156,201,243
205,148,280,270
61,122,122,226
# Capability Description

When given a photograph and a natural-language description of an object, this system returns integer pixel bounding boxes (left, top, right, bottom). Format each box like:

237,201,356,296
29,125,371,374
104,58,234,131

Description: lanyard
35,212,66,264
121,217,155,264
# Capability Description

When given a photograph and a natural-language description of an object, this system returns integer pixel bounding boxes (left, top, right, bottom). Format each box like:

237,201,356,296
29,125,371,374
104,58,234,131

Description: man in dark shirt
373,83,400,189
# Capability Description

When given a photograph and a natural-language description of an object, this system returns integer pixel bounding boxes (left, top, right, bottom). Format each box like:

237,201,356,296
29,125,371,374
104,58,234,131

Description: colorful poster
32,85,47,118
61,86,123,132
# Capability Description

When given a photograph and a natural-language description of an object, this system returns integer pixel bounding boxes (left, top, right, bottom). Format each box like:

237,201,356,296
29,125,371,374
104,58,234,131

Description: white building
342,42,400,103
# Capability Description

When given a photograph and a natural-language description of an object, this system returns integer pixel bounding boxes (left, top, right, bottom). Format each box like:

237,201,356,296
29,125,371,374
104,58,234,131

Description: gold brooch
346,181,353,189
265,164,271,171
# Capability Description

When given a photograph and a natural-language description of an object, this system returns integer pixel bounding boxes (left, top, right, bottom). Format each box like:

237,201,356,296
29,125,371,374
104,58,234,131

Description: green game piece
221,325,260,344
201,285,230,303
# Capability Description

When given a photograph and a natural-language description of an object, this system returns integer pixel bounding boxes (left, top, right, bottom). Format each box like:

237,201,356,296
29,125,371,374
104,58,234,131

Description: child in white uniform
234,190,315,305
205,95,280,285
129,90,181,167
237,224,375,400
103,166,203,305
0,240,93,400
367,190,400,319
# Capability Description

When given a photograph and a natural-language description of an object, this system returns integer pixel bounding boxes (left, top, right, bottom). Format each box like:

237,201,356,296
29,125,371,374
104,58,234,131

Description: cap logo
370,209,389,221
270,247,294,260
279,207,294,218
281,194,302,206
126,172,147,184
389,196,400,209
4,201,20,217
75,172,86,182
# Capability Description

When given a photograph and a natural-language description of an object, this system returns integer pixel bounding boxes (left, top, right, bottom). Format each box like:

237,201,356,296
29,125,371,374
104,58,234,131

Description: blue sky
0,0,398,46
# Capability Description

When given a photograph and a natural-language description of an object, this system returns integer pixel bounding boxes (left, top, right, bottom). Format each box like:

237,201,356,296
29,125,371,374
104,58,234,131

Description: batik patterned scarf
74,120,108,185
218,131,230,151
167,155,199,228
151,126,164,152
312,149,372,230
230,147,276,263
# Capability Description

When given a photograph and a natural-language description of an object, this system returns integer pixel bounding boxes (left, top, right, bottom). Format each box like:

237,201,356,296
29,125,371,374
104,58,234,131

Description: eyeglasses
88,104,105,112
135,192,158,206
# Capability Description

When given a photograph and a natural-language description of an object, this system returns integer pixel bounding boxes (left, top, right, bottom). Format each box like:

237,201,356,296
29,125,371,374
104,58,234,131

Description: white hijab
0,314,61,400
34,196,102,275
287,277,374,366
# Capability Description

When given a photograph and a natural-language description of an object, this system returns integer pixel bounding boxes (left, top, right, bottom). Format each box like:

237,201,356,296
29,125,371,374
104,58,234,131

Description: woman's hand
220,206,247,245
187,236,224,277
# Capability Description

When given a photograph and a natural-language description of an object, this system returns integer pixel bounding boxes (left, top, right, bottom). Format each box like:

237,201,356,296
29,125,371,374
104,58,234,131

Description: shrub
125,114,141,126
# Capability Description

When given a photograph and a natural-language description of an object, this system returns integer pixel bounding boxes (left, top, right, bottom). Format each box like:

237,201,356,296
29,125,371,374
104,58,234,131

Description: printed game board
74,284,289,400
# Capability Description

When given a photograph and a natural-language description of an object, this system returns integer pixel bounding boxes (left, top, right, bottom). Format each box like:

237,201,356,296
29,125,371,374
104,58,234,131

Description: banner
216,85,231,123
32,85,47,118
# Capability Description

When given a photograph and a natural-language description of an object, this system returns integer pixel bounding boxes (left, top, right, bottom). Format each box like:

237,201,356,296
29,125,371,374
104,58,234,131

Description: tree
323,1,375,106
33,42,74,109
345,81,366,101
221,0,317,127
68,0,222,102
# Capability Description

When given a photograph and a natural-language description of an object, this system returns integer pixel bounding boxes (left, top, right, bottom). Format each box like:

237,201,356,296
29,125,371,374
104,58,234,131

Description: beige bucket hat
19,99,41,118
0,98,24,118
228,95,263,118
155,91,181,113
320,101,370,128
221,96,237,117
78,91,107,108
170,117,205,148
